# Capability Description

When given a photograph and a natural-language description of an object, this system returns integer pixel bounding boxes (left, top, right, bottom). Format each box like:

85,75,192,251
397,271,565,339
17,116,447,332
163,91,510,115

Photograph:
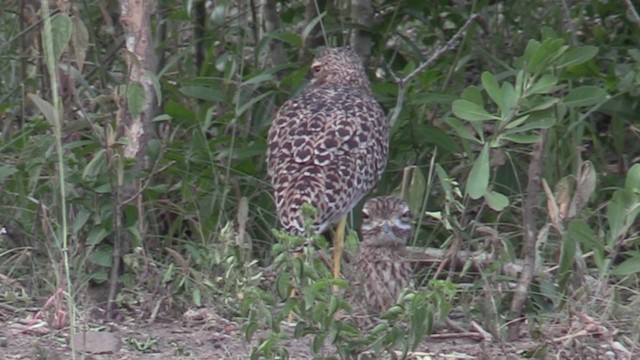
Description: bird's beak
382,221,392,233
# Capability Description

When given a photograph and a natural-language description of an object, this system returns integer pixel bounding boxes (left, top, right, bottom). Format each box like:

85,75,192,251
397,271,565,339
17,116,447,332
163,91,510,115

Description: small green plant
241,205,456,359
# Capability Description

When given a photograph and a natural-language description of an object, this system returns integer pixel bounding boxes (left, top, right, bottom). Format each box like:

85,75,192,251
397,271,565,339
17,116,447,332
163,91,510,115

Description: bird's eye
401,210,411,220
311,64,322,73
362,211,370,220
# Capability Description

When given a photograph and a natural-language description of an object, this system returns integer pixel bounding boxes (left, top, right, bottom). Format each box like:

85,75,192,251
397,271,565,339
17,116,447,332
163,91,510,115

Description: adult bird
266,47,389,282
354,196,413,313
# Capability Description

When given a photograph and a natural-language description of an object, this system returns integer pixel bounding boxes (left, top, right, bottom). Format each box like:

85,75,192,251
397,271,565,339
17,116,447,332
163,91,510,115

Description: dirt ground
0,302,637,360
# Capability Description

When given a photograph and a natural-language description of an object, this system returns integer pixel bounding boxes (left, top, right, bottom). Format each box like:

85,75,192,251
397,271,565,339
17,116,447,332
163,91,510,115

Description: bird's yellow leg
332,216,347,293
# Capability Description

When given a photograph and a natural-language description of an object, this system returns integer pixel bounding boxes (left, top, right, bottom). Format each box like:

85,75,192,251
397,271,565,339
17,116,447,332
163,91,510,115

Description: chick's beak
382,221,392,234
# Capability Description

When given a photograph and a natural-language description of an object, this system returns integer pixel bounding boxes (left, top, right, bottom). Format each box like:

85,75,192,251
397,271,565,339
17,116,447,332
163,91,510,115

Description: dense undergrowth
1,0,639,357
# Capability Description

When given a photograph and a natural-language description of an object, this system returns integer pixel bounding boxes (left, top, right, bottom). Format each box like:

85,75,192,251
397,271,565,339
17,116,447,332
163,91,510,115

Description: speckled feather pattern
354,196,413,314
266,47,389,235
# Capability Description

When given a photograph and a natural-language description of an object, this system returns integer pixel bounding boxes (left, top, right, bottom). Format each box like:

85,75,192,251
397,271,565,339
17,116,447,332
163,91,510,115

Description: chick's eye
401,210,412,220
361,211,370,220
311,64,322,73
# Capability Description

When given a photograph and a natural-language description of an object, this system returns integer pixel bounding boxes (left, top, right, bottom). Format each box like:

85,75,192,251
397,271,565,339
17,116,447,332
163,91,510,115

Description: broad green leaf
611,255,640,276
526,97,560,112
500,133,541,144
48,13,73,62
127,82,146,117
28,94,56,125
567,220,601,254
481,72,502,109
266,31,303,47
408,167,427,216
466,144,490,199
242,73,273,86
625,163,640,194
445,117,481,143
505,117,556,133
521,40,541,65
82,148,106,180
528,74,558,95
87,227,109,245
530,38,567,74
606,189,639,244
558,226,576,293
504,115,530,130
564,86,607,107
484,190,509,211
192,288,202,307
501,82,517,119
236,91,273,116
461,86,484,105
276,273,290,299
71,16,89,71
556,46,598,68
90,245,113,267
72,208,91,235
0,165,17,182
452,99,499,122
302,11,326,41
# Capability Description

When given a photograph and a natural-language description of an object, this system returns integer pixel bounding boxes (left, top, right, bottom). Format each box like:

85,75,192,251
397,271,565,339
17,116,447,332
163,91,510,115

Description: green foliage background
1,0,640,355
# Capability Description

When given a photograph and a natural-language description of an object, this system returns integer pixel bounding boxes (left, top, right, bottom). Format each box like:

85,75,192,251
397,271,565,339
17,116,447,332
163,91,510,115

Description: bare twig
507,130,547,341
387,14,479,127
559,0,578,46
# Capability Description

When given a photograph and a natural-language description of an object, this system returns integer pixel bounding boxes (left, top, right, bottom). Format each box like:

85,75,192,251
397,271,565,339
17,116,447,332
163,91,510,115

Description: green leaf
407,167,427,216
460,86,484,105
445,117,481,143
500,82,517,119
90,245,113,267
556,46,598,68
529,38,566,74
87,227,109,246
568,220,601,254
558,226,576,295
302,11,326,41
0,165,17,183
72,208,91,235
82,148,106,180
481,72,502,110
265,31,303,47
500,133,541,144
71,16,89,71
563,86,607,107
528,74,558,95
192,287,202,307
28,94,56,126
452,100,499,122
127,82,146,117
625,163,640,194
466,144,490,199
48,13,73,62
505,117,556,133
484,190,509,211
612,255,640,276
242,73,274,86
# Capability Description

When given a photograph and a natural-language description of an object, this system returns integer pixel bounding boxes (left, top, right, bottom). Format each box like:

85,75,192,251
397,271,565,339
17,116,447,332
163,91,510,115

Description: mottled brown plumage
354,196,413,314
266,47,388,236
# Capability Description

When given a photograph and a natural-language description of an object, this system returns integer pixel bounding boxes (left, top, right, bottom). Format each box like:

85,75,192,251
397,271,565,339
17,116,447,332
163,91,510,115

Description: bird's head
360,196,412,246
310,47,371,90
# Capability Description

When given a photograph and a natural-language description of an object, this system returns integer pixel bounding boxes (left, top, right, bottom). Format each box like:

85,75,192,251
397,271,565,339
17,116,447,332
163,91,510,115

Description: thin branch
624,0,640,29
387,14,479,127
507,130,547,341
